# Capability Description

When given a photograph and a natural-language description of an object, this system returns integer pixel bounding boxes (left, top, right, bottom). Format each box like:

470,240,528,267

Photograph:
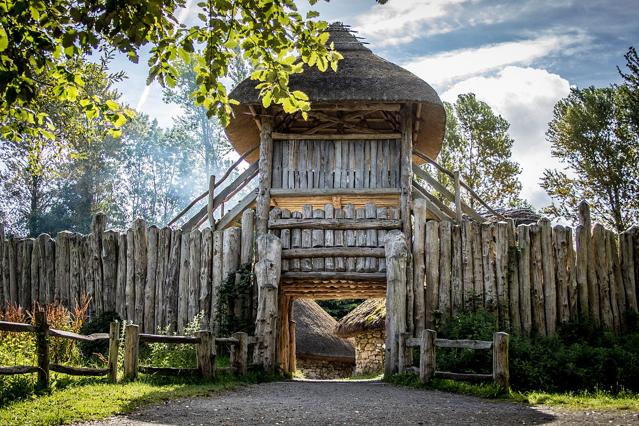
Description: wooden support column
253,233,282,372
289,320,297,372
399,103,414,336
384,230,409,378
256,115,274,236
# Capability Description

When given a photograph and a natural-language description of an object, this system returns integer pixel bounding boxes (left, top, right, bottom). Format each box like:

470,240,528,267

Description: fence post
420,329,436,384
34,308,49,389
124,324,139,381
232,332,249,375
197,330,214,379
493,332,509,390
108,321,120,383
398,332,409,373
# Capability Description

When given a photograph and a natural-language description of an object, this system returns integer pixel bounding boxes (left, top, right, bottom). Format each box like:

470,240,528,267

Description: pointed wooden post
208,175,216,229
399,103,414,336
420,329,436,384
493,332,510,390
384,230,409,377
108,321,120,383
256,115,274,236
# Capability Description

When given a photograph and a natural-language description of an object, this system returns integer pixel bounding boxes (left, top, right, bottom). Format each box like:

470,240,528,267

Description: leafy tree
541,86,639,232
618,46,639,132
433,94,523,209
1,0,343,149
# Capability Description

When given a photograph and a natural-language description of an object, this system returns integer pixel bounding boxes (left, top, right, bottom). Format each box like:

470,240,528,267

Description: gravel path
85,380,638,425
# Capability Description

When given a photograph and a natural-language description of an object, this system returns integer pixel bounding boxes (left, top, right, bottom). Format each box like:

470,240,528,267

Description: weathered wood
210,230,223,333
222,227,241,280
208,175,216,229
241,209,255,265
253,234,282,372
124,324,139,380
621,230,637,313
138,366,200,376
593,224,613,329
493,332,509,390
144,226,158,333
215,189,257,230
575,224,589,320
506,220,520,332
256,116,274,235
384,230,408,377
495,222,509,328
413,199,427,334
554,226,570,325
30,235,42,306
188,229,202,323
435,371,494,382
451,224,463,316
580,202,600,323
343,204,356,272
124,230,135,322
281,247,386,258
177,230,191,332
273,132,402,140
289,321,297,372
8,238,17,305
281,272,387,281
453,171,462,222
517,225,532,335
438,221,452,320
116,233,127,319
461,219,474,309
325,204,336,272
301,205,313,272
539,219,556,335
424,221,439,329
49,328,109,342
312,208,325,271
232,331,249,375
133,219,147,329
44,236,55,305
420,330,435,384
108,321,120,382
102,230,118,313
435,339,492,349
608,230,623,331
0,223,4,306
400,104,414,335
0,320,35,332
199,228,213,326
0,366,39,375
49,364,109,376
164,229,181,331
566,227,578,322
481,223,497,312
91,213,107,312
35,309,49,389
269,217,401,230
55,233,70,306
196,330,215,379
529,224,546,336
156,227,172,329
139,333,200,344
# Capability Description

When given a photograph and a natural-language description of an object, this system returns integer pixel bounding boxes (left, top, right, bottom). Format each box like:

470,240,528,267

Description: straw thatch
334,298,386,338
293,299,355,362
225,22,445,162
483,207,543,226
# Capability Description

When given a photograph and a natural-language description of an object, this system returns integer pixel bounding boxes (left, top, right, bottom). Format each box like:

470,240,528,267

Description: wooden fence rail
401,329,509,390
0,314,118,388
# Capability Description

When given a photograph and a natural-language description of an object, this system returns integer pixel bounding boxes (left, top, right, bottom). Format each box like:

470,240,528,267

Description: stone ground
82,380,639,425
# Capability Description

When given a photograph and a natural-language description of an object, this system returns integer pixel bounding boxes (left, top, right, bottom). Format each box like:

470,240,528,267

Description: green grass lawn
0,373,270,426
386,373,639,411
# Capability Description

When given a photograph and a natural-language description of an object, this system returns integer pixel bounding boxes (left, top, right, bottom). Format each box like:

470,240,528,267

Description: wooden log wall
271,139,401,190
416,214,639,336
271,202,399,274
0,212,256,334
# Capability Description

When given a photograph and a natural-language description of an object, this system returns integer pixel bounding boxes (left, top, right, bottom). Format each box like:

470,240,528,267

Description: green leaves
0,25,8,51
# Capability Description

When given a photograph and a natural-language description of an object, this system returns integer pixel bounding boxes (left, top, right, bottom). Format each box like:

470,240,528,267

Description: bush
141,312,205,369
78,311,121,362
432,309,639,393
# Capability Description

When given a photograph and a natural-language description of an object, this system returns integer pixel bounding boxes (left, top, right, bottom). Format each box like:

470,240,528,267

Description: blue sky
109,0,639,208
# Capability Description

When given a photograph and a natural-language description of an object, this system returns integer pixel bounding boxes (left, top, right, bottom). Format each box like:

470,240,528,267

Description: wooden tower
224,22,446,374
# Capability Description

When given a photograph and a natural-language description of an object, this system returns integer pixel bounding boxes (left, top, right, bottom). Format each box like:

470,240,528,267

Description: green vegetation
317,299,364,320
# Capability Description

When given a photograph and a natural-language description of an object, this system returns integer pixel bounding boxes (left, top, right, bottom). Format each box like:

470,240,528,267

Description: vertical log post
208,175,216,229
384,230,409,377
34,308,49,390
399,104,414,335
108,321,120,383
232,331,249,375
253,233,282,372
256,115,274,236
241,209,255,266
413,199,427,334
196,330,215,379
123,324,139,381
289,320,297,373
420,328,436,384
493,332,509,390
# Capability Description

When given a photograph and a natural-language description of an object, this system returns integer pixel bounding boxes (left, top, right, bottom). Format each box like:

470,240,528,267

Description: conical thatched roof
334,298,386,338
482,207,543,226
293,299,355,362
226,22,445,162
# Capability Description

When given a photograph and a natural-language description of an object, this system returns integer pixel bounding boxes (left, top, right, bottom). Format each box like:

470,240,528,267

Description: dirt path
85,380,638,425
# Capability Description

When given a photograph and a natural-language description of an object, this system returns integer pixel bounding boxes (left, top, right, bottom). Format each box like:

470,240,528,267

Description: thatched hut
292,299,355,379
334,298,386,375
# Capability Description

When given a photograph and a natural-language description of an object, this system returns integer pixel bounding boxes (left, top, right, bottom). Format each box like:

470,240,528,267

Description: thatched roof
334,298,386,338
483,207,543,226
293,299,355,362
225,22,445,162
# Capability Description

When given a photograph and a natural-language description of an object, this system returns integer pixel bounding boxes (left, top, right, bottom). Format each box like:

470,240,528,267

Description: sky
109,0,639,209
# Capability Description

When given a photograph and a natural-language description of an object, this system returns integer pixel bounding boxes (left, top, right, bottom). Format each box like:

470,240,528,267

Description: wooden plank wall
271,202,399,273
417,218,639,336
0,214,255,334
271,139,401,190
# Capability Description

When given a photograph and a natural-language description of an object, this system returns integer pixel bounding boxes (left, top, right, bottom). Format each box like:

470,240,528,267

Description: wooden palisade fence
400,329,509,390
0,316,253,388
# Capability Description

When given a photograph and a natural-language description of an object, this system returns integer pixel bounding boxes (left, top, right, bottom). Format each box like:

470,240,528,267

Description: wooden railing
168,144,259,231
400,329,510,390
412,148,504,222
123,324,253,380
0,312,119,388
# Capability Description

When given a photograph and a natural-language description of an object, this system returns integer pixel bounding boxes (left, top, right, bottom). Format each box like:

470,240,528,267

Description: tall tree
618,46,639,132
541,86,639,232
433,94,524,209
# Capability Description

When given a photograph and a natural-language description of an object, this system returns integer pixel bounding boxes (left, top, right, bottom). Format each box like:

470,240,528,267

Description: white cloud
403,33,585,88
442,66,571,208
354,0,471,46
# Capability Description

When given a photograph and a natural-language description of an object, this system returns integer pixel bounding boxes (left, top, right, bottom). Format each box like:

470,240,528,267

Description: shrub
142,312,205,369
78,311,121,362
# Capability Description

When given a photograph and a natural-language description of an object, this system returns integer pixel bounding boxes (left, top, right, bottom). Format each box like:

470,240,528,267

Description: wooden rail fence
401,329,510,390
1,316,254,387
0,312,119,388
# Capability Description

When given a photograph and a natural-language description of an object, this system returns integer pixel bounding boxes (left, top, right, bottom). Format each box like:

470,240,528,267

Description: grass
386,373,639,411
0,372,274,426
